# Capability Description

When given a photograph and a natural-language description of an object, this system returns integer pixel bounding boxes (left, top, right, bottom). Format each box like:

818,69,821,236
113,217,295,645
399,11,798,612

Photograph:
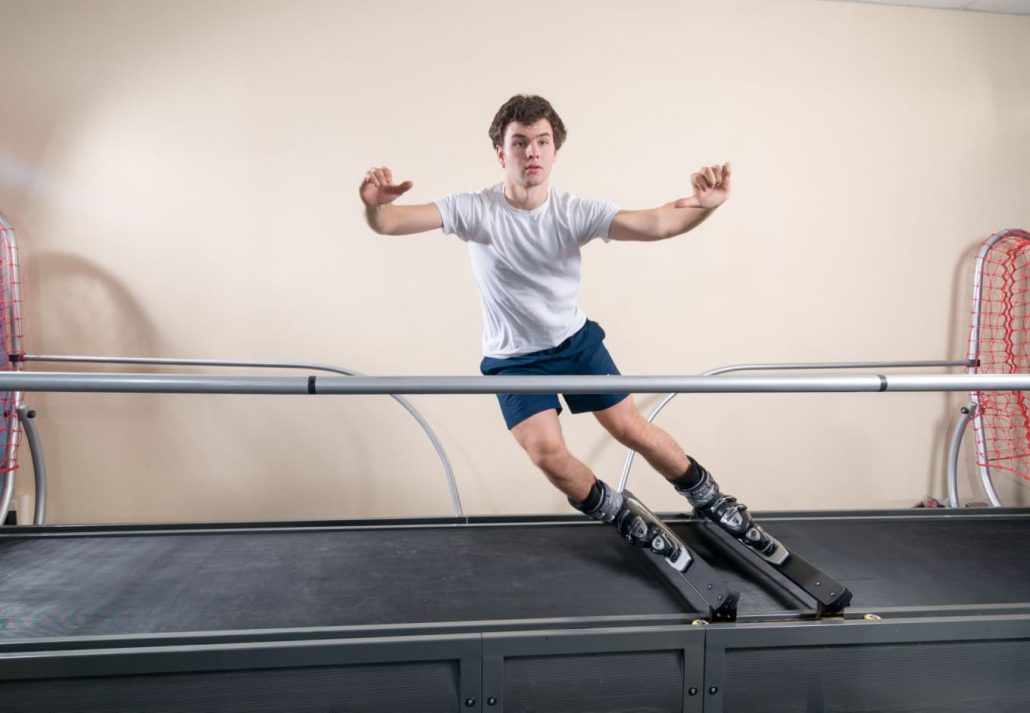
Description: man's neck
503,180,549,211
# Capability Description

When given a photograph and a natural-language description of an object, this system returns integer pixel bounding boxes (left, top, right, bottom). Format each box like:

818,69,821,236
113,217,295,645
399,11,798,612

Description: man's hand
360,166,414,207
359,166,443,236
609,161,733,241
675,162,731,210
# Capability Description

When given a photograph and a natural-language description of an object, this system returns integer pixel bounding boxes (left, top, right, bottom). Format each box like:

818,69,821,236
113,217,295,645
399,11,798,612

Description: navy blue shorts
480,320,629,430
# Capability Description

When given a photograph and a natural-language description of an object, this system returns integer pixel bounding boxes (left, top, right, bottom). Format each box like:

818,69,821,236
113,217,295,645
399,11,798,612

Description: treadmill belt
0,524,693,638
3,512,1028,642
763,516,1030,609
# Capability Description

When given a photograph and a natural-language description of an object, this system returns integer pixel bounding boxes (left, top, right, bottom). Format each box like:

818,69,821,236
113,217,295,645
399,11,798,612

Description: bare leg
511,408,688,560
510,409,597,502
591,396,692,481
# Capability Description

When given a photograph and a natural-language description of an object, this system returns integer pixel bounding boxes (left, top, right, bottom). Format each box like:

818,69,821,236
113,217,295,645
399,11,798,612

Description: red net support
968,229,1030,482
0,215,24,478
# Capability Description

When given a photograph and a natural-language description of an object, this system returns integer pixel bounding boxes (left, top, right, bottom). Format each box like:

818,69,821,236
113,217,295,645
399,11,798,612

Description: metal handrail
19,355,464,518
2,371,1027,394
1,369,1027,522
618,360,972,493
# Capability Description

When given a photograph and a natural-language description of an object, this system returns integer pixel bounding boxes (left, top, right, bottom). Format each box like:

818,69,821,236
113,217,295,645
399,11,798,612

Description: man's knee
521,433,570,472
512,415,570,472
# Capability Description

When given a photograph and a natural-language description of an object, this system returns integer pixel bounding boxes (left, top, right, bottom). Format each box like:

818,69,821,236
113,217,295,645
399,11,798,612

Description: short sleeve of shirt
434,192,480,242
567,195,620,245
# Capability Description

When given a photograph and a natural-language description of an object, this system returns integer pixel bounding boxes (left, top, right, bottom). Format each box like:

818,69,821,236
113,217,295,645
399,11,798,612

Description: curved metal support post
951,400,1002,509
947,402,977,508
15,406,45,524
21,355,463,518
618,359,974,493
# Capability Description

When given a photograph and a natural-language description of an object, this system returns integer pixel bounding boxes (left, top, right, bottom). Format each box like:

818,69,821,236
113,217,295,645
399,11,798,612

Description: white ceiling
822,0,1030,15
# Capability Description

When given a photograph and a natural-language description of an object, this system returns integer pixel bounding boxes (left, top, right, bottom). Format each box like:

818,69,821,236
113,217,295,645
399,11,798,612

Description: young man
360,94,777,559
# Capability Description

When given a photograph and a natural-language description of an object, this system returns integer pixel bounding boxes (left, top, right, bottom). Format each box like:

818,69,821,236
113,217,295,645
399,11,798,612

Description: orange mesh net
970,229,1030,481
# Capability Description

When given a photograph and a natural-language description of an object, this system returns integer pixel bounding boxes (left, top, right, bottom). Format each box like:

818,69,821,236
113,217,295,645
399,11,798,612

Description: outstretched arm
360,166,443,235
609,162,731,242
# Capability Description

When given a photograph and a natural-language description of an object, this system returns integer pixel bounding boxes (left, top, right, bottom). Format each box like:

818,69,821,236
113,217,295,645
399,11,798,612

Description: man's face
496,119,557,189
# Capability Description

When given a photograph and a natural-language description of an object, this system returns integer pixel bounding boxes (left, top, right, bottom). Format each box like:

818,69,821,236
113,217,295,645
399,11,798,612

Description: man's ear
495,144,505,167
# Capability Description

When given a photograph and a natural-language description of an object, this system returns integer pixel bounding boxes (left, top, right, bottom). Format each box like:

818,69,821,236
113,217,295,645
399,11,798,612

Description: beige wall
1,0,1028,524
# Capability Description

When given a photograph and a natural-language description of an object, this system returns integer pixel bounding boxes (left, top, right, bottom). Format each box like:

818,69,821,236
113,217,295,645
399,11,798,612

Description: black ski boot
571,480,691,571
675,460,787,565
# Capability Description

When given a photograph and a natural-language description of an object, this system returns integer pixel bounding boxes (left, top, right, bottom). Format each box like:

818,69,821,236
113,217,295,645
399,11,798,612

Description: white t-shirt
435,183,619,358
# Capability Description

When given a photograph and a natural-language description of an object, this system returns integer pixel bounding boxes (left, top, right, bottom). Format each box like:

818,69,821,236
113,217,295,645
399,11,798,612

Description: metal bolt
465,698,476,707
709,686,719,695
830,591,836,597
488,697,497,706
815,581,822,587
688,687,699,696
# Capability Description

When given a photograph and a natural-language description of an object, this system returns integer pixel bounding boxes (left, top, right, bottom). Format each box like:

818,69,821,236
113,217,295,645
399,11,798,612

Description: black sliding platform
2,508,1030,712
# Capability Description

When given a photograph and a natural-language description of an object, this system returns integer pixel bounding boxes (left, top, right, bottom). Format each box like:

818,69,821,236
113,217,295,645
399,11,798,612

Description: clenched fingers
691,162,731,190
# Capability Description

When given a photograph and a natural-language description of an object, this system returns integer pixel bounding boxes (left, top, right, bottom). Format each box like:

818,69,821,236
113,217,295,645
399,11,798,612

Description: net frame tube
966,228,1030,505
0,213,24,523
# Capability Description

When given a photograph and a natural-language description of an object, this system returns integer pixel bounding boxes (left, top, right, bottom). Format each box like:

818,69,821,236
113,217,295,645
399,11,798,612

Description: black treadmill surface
0,524,695,639
761,514,1030,609
1,511,1027,641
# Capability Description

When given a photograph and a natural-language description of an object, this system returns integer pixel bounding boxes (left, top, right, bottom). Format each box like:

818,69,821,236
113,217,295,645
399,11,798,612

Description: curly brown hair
488,95,567,150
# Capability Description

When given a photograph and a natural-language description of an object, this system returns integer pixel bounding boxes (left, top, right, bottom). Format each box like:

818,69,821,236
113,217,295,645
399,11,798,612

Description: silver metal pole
947,402,977,508
703,360,973,374
22,355,463,517
313,374,1030,395
2,372,1030,395
0,373,309,393
16,406,45,524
